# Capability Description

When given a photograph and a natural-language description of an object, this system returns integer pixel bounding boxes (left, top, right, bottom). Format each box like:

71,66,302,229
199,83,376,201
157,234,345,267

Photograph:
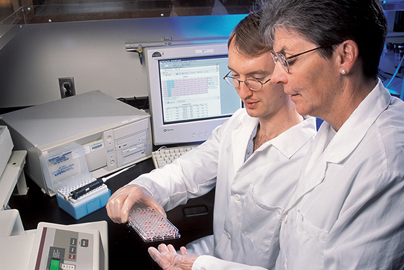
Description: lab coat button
234,194,240,201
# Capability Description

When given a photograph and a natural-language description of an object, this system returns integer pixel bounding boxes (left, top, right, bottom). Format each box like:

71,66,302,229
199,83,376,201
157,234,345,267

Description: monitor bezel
145,42,242,146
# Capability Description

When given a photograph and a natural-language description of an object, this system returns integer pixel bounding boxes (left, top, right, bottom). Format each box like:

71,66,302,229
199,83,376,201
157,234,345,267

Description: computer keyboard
152,145,197,168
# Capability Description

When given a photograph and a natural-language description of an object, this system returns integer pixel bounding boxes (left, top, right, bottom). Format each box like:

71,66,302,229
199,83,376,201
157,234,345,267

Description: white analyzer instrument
0,91,152,196
28,222,103,270
0,125,13,177
0,210,108,270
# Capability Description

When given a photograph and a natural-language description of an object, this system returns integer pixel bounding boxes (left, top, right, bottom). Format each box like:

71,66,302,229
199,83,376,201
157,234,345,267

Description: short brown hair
228,11,271,57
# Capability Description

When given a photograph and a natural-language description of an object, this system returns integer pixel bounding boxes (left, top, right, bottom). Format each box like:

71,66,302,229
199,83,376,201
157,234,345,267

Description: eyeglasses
223,71,271,91
271,46,324,73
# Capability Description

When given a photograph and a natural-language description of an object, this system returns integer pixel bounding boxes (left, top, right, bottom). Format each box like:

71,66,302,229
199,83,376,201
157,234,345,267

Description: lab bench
7,157,215,270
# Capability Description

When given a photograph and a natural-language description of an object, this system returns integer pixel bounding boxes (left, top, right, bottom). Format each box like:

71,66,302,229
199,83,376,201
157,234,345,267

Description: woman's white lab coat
131,108,316,269
274,81,404,269
184,80,404,270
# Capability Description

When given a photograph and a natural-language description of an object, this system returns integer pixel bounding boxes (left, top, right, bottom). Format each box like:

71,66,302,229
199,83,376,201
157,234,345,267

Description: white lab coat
131,108,316,269
274,80,404,269
189,80,404,270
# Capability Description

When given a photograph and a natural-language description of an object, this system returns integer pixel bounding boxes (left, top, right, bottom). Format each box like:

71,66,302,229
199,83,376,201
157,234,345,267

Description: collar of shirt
320,79,391,164
245,124,258,162
244,116,317,160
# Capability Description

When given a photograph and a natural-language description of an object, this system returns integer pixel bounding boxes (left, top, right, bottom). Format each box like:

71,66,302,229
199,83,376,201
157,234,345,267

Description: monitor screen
159,55,239,124
145,42,242,146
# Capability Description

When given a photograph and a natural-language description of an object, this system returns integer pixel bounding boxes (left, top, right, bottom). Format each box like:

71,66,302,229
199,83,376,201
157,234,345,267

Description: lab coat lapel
286,124,329,209
324,81,390,164
286,80,391,211
231,113,258,172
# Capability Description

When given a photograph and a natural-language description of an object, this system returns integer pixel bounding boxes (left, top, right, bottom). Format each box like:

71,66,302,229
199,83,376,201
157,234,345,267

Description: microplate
128,206,181,242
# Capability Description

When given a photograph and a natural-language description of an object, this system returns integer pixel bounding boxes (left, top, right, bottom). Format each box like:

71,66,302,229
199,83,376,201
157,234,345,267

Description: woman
260,0,404,269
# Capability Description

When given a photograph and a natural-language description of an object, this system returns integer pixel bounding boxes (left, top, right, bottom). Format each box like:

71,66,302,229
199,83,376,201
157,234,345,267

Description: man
107,11,316,269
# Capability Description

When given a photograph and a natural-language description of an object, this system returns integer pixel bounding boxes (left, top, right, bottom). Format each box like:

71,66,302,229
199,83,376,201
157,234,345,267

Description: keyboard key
152,145,197,168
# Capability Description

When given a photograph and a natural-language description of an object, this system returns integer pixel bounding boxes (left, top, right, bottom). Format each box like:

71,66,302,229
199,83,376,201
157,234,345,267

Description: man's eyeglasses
271,46,325,73
223,71,271,91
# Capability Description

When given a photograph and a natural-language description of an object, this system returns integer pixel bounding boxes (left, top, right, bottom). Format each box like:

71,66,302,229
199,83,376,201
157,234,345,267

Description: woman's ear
336,40,358,75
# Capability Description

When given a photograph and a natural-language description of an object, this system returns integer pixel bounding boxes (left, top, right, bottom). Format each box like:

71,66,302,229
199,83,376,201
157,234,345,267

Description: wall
0,15,245,108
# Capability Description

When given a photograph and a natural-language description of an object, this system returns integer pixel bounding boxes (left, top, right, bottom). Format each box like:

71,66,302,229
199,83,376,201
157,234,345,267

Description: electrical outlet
58,77,76,98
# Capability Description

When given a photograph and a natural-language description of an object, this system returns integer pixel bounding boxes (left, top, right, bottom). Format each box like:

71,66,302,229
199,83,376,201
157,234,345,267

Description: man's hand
106,184,165,223
148,244,198,270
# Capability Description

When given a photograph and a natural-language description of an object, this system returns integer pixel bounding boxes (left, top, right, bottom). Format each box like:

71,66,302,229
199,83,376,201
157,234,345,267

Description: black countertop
8,157,214,270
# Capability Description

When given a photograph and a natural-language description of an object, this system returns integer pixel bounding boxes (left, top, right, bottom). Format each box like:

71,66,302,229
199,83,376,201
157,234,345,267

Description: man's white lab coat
131,108,316,269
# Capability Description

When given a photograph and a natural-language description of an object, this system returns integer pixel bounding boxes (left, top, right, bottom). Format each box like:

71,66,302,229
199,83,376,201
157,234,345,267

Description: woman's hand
148,244,198,270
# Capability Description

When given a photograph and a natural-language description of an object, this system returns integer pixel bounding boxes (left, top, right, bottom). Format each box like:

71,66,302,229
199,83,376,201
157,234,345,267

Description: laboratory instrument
0,91,152,196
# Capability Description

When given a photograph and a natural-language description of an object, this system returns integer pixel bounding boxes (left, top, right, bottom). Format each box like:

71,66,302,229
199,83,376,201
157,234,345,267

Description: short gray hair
260,0,387,79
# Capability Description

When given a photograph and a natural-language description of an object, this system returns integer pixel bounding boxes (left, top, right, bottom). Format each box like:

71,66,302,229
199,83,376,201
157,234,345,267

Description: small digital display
49,259,60,270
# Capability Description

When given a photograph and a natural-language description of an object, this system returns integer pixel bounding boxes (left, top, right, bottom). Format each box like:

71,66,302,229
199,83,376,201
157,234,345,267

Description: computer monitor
145,42,242,146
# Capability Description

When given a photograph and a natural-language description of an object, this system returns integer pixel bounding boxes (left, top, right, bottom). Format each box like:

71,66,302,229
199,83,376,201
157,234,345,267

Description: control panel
28,223,101,270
